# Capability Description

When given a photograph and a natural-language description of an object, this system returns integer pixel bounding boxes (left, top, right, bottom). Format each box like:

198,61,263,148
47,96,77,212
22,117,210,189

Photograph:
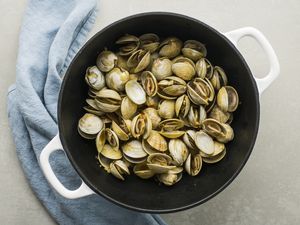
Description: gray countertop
1,0,300,224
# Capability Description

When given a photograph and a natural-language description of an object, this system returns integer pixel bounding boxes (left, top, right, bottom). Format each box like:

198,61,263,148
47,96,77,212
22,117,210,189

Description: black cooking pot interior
58,12,260,213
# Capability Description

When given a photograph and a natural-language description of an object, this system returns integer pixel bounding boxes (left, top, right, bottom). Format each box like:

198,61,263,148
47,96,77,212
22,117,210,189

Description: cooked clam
100,144,122,160
210,66,228,90
85,66,105,90
157,172,182,186
95,88,121,112
97,152,111,173
116,34,140,56
183,130,198,151
127,49,151,73
145,95,160,108
187,78,215,105
110,160,130,181
217,86,239,112
96,50,118,72
78,113,103,139
194,131,214,155
185,153,202,176
182,40,207,61
175,94,191,118
195,58,213,79
202,118,234,143
151,57,173,81
140,71,158,97
159,37,182,58
187,105,207,128
143,107,161,129
140,33,160,53
172,56,196,81
111,120,131,141
158,99,175,119
133,163,155,179
131,113,152,139
105,67,129,92
122,140,148,160
147,153,176,174
159,118,185,138
169,139,189,166
96,128,119,152
84,99,105,116
209,105,231,123
125,80,146,105
120,96,137,120
142,130,168,154
158,76,187,99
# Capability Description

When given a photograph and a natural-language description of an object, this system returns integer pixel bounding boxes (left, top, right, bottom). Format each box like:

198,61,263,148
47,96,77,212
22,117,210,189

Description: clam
85,66,105,90
95,88,121,112
151,57,173,81
145,96,159,108
209,105,231,123
96,128,119,152
169,139,189,166
157,172,182,186
210,66,228,90
175,94,191,118
111,119,131,141
83,99,105,116
97,152,111,173
105,67,129,92
195,58,213,79
143,107,161,129
159,37,182,58
133,163,155,179
140,71,158,97
187,78,215,105
116,34,140,56
202,118,234,143
127,49,151,73
183,130,199,153
185,153,202,176
182,40,207,61
194,131,214,155
122,140,148,162
158,76,187,99
100,144,122,160
110,160,130,180
87,88,98,98
187,105,207,128
217,86,239,112
96,50,118,72
171,56,196,81
142,130,168,154
159,119,185,138
120,96,137,119
125,80,146,105
139,33,160,53
78,113,103,139
131,113,152,139
116,54,130,71
158,99,175,119
147,153,176,174
202,142,226,163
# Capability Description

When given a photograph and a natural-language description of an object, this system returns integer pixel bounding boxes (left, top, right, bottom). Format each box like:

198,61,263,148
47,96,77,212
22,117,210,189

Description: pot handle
39,134,94,199
224,27,280,95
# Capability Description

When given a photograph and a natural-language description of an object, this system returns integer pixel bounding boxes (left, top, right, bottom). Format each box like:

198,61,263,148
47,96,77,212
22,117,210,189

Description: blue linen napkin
7,0,166,224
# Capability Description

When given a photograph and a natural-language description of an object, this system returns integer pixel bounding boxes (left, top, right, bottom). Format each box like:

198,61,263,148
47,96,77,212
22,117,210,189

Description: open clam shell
78,113,103,139
169,139,189,166
120,96,137,120
125,80,147,105
194,131,214,155
151,57,173,81
171,56,196,81
85,66,106,90
217,86,239,112
133,163,155,179
122,140,148,160
140,71,158,97
185,153,202,176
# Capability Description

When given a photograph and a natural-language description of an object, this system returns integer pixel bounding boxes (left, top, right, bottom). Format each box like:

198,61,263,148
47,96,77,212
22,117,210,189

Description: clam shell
133,163,155,179
85,66,105,90
151,57,173,81
194,131,214,155
97,153,111,173
120,96,137,120
217,86,239,112
185,153,202,176
96,50,117,72
175,94,191,118
143,107,161,129
159,37,182,58
157,173,182,186
122,140,148,159
78,113,103,137
145,130,168,152
100,144,122,160
141,71,158,97
158,99,175,119
125,80,146,105
169,139,189,166
105,67,129,92
202,149,226,164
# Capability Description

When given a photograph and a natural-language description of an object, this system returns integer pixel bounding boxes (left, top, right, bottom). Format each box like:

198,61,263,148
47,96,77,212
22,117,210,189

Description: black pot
40,12,279,213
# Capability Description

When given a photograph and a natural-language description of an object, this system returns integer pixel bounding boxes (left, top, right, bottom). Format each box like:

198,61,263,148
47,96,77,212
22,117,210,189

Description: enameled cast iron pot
39,12,280,213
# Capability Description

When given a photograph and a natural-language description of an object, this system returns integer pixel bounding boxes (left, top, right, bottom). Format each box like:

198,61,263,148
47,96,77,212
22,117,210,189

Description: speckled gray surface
1,0,300,224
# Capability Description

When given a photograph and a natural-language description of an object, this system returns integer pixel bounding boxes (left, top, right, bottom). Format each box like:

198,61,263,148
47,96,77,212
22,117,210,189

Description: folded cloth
7,0,166,224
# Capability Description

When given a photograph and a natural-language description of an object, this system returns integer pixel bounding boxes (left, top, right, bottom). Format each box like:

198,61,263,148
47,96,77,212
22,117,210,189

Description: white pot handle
223,27,280,95
39,134,94,199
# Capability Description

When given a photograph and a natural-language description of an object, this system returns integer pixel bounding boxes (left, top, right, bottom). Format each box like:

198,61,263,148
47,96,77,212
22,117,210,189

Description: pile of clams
78,33,239,186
